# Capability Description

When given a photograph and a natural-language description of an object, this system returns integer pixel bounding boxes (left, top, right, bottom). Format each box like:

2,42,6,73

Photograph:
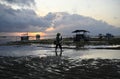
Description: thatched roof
72,30,90,33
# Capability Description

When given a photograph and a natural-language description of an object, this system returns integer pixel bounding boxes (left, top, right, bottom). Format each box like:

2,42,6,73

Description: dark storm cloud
0,2,119,35
1,0,35,6
0,4,51,32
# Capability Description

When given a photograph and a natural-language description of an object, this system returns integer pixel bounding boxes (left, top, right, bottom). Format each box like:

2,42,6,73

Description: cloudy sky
0,0,120,36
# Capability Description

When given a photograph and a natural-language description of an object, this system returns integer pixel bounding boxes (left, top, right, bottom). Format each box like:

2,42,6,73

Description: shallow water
0,45,120,59
0,45,120,79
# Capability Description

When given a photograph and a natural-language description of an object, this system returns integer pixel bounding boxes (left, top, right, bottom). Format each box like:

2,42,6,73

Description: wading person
55,33,62,56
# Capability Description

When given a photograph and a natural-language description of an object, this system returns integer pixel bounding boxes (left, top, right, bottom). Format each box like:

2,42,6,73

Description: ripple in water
0,56,120,79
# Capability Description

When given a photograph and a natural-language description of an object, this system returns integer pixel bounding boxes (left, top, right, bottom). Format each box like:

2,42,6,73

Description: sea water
0,45,120,59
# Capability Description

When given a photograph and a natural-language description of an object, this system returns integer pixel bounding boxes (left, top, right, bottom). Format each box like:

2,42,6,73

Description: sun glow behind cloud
0,0,120,38
28,32,47,37
0,32,46,37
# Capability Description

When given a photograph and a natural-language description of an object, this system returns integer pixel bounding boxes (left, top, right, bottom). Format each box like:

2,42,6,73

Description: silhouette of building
105,33,114,40
21,32,29,41
21,36,29,41
72,30,90,42
72,30,90,48
36,34,40,40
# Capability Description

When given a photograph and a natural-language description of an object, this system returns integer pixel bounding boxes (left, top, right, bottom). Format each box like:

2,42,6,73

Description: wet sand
0,56,120,79
0,45,120,79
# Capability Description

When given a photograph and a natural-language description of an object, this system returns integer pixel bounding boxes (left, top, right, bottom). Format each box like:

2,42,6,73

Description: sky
35,0,120,27
0,0,120,36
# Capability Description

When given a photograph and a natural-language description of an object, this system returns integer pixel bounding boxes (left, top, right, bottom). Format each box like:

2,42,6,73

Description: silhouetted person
55,33,62,54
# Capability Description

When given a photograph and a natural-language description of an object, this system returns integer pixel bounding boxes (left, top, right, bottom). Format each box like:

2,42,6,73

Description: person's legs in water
55,44,58,51
55,44,62,56
59,44,62,56
59,44,62,51
55,44,58,56
55,50,58,56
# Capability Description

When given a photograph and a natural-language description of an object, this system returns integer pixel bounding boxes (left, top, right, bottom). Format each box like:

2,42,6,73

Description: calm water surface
0,45,120,59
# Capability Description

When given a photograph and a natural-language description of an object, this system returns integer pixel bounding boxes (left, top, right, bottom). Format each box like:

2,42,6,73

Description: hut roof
72,30,89,33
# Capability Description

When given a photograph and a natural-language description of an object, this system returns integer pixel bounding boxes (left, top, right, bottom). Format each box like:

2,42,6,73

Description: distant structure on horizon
72,30,90,42
72,30,90,47
36,34,40,40
21,32,29,41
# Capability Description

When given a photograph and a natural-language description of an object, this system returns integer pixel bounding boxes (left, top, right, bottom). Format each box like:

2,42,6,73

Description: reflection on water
0,45,120,79
80,49,120,59
0,45,120,59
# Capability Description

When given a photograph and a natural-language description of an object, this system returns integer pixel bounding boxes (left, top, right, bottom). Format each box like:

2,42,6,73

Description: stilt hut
72,30,90,47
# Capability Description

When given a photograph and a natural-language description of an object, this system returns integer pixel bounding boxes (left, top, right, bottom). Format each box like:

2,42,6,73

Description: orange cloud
28,32,47,37
0,32,47,37
45,27,55,32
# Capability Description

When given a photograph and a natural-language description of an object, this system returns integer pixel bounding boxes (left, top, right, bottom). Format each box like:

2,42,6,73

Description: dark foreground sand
0,56,120,79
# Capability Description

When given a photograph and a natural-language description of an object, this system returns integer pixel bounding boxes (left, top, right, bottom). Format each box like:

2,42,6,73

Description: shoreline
1,43,120,50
